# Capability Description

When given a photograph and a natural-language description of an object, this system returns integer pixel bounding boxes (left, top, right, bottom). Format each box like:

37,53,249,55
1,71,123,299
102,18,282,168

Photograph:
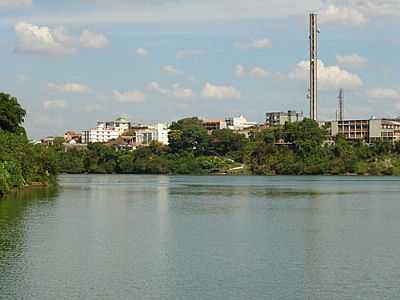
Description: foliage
54,118,400,177
0,94,58,197
168,118,209,155
0,93,26,133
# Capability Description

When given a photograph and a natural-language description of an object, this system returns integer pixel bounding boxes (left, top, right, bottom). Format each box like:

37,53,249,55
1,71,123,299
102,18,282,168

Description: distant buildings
225,115,257,130
265,111,304,127
79,117,169,147
331,118,400,142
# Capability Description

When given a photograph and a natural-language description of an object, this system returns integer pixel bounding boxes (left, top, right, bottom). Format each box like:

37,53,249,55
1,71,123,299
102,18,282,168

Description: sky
0,0,400,138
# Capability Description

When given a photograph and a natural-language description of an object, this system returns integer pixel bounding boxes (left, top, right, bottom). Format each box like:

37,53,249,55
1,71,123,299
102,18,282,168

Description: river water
1,175,400,299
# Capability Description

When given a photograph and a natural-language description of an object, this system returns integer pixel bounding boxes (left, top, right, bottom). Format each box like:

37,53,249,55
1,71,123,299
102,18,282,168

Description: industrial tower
309,13,318,121
338,88,344,121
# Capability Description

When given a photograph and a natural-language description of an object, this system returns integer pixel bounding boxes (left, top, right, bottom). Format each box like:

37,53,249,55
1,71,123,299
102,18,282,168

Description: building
82,121,119,144
154,123,170,145
225,115,257,130
331,118,400,142
64,131,82,143
81,117,132,144
202,120,227,133
98,117,131,136
266,111,304,127
123,123,170,147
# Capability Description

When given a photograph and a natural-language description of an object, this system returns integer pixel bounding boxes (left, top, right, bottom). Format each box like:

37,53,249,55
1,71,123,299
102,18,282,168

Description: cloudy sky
0,0,400,138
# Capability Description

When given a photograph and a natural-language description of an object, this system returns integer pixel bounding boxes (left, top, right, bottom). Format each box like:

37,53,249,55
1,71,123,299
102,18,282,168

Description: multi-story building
225,115,257,130
118,123,170,147
81,117,131,144
154,123,170,145
265,111,304,127
331,118,400,142
98,117,131,136
202,120,227,132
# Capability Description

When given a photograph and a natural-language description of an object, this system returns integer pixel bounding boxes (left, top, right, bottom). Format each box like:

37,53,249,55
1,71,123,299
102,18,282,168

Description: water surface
1,175,400,299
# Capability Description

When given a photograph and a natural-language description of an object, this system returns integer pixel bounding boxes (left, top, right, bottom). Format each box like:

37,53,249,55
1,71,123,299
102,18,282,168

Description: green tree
209,129,248,158
0,93,26,133
168,118,209,155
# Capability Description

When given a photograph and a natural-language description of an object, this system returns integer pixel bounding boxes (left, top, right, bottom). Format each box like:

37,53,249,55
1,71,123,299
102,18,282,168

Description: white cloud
319,4,368,25
161,65,182,75
249,67,269,79
0,0,31,8
336,54,368,67
147,81,170,95
319,1,400,25
235,65,270,79
171,84,195,99
48,82,91,94
43,100,66,110
80,30,109,49
147,81,194,99
136,47,148,57
202,82,241,100
289,60,363,90
112,90,145,103
234,38,272,49
367,88,400,100
176,49,204,59
15,22,76,55
4,1,321,25
235,64,246,78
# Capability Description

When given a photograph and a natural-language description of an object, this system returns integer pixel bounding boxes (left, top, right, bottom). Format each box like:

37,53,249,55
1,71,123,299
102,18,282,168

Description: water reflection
1,175,400,299
0,187,58,298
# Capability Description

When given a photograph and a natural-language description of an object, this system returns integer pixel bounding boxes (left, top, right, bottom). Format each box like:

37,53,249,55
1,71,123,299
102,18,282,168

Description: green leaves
0,93,26,133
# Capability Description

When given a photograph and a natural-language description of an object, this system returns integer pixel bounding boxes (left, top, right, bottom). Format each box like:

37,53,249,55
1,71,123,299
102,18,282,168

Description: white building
154,123,170,145
82,117,129,144
134,123,170,146
98,117,131,136
225,115,257,130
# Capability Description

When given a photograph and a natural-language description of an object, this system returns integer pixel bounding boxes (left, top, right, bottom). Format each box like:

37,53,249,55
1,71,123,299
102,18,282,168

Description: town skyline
1,0,399,138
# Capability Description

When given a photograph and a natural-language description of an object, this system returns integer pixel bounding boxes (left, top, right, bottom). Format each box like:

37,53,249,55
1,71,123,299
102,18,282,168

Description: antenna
309,13,318,121
338,88,344,121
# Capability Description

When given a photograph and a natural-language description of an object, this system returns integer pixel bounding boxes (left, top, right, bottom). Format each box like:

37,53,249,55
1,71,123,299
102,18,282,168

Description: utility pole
338,88,344,121
309,13,318,121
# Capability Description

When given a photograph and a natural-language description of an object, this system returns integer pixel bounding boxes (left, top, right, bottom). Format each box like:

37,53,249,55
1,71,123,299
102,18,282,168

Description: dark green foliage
168,118,209,155
0,94,58,197
0,93,26,133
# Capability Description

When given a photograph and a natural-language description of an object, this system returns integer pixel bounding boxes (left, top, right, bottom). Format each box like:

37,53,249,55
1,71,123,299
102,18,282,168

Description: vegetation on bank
2,92,400,199
57,117,400,176
0,93,58,197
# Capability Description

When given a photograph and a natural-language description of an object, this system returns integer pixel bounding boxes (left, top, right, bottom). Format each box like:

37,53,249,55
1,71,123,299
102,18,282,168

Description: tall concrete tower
309,13,318,121
338,88,344,121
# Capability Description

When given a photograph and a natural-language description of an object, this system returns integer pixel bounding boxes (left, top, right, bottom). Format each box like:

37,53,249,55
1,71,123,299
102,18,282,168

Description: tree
168,118,209,155
0,93,26,133
209,129,248,157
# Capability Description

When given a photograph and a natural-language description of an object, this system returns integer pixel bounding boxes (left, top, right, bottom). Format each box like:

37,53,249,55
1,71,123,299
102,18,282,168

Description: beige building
331,119,400,142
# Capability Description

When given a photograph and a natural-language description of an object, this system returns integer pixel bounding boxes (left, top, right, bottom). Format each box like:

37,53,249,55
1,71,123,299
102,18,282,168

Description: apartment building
266,111,304,127
331,119,400,142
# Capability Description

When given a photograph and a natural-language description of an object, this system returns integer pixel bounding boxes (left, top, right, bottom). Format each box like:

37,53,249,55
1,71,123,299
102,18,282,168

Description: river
1,175,400,299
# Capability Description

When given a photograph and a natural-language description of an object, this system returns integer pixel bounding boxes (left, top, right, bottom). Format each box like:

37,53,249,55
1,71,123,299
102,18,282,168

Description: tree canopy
0,93,26,133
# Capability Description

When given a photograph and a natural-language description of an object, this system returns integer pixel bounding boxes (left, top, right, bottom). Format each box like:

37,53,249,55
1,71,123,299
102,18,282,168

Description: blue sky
0,0,400,138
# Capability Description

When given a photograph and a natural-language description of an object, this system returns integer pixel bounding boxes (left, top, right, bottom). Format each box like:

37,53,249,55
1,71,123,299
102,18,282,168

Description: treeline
0,93,58,197
57,117,400,176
